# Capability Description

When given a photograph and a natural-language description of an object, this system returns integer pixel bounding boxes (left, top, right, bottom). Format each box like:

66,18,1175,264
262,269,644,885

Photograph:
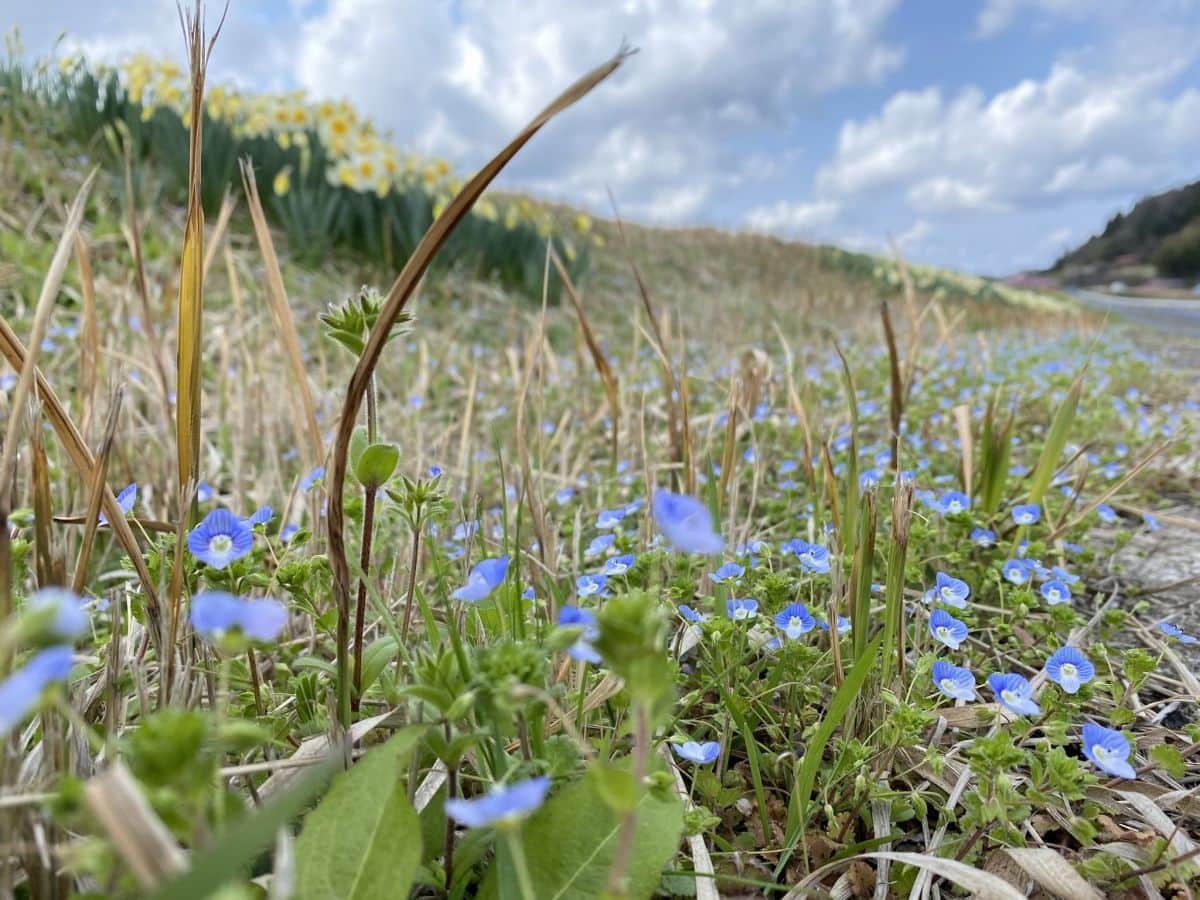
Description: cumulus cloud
744,200,840,233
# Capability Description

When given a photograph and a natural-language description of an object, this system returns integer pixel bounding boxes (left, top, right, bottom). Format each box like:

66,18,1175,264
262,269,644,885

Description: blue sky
4,0,1199,275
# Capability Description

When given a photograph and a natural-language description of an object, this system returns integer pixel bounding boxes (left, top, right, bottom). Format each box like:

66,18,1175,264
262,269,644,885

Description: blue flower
280,523,299,543
1040,579,1072,606
1081,723,1136,779
1096,504,1118,524
817,615,850,634
938,491,970,515
445,776,551,828
1002,558,1034,586
299,466,325,492
1011,503,1041,526
596,507,626,530
1044,646,1094,694
796,543,831,575
929,609,969,650
196,481,215,503
190,591,287,644
451,556,510,602
98,482,137,526
652,490,723,555
708,562,745,584
987,673,1041,716
603,554,635,576
554,488,576,505
932,572,970,609
0,646,74,736
1143,512,1161,531
244,505,273,527
671,740,720,764
187,509,254,570
775,602,815,640
970,528,996,547
585,534,615,558
428,465,444,478
558,606,601,664
726,598,758,621
678,604,707,624
576,574,608,599
25,588,89,641
931,660,977,701
1051,566,1079,584
1157,621,1197,644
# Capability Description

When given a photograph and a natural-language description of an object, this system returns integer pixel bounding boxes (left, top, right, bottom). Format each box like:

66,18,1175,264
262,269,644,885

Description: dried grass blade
73,233,100,436
84,761,186,890
72,389,124,594
202,188,236,280
239,160,323,467
325,47,630,727
1001,848,1103,900
29,401,63,587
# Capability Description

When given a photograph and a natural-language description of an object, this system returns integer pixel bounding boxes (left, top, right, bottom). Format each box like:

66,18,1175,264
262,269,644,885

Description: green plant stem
504,831,537,900
399,522,422,644
605,701,649,896
443,722,457,893
366,373,377,444
351,483,377,712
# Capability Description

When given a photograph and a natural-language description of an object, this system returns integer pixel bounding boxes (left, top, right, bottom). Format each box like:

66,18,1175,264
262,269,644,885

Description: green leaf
360,637,399,693
295,726,426,900
355,443,400,488
1150,744,1185,779
478,768,683,900
148,754,341,900
349,426,369,484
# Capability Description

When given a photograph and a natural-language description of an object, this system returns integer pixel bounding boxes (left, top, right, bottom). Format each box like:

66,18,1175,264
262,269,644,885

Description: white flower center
940,678,956,693
936,626,951,641
1060,663,1077,679
1093,745,1118,765
210,535,232,555
1001,689,1020,705
1048,588,1062,601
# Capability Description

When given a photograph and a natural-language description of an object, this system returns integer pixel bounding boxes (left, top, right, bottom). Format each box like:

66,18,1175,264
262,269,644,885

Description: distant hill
1053,179,1200,282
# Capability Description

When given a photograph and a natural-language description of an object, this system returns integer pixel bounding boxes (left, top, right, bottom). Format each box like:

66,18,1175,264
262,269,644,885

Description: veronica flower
970,528,996,548
190,591,287,644
1143,512,1161,532
596,507,626,530
775,602,815,640
671,741,720,764
797,544,831,575
1081,723,1136,779
932,572,970,609
244,505,273,527
652,490,723,554
1051,566,1080,584
24,587,89,641
452,521,479,542
196,481,215,503
299,466,325,492
939,491,970,515
280,523,299,543
585,534,615,558
0,646,74,736
726,598,758,621
445,776,551,829
817,615,851,634
1011,503,1041,526
98,482,137,526
576,574,607,599
929,609,969,650
558,606,601,664
987,673,1041,716
1044,646,1094,694
1096,504,1118,524
603,554,635,576
451,556,509,602
678,604,706,624
708,562,744,584
554,488,576,505
931,660,977,701
1157,621,1197,644
1002,558,1034,586
187,509,254,570
1040,579,1072,606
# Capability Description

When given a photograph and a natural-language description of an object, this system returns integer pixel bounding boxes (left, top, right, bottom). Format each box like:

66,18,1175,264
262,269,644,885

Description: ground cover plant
1,9,1199,899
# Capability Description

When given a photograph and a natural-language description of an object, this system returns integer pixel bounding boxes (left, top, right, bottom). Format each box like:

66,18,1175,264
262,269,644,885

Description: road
1069,288,1200,341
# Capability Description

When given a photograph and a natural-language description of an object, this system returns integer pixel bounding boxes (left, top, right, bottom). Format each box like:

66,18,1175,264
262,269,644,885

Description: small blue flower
25,588,89,641
445,776,551,828
1002,558,1034,586
775,602,815,640
576,574,608,599
280,523,299,543
428,465,444,478
987,673,1041,716
1051,566,1080,584
596,507,626,530
726,598,758,621
652,490,723,555
1011,503,1041,526
817,615,851,634
196,481,215,503
558,606,601,664
98,482,137,526
1143,512,1161,532
970,527,996,547
190,591,287,643
585,533,615,558
603,554,635,576
678,604,706,624
929,609,969,650
452,521,479,542
187,509,254,570
0,646,74,736
1157,621,1197,644
797,543,831,575
555,488,576,505
1040,579,1072,606
932,572,970,609
931,660,977,701
708,562,745,584
671,740,720,764
1044,646,1094,694
245,505,273,527
938,491,970,515
299,466,325,492
1096,504,1118,524
451,556,510,602
1081,723,1136,779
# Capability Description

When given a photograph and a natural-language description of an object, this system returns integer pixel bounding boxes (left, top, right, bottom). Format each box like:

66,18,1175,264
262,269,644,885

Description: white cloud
743,200,840,232
975,0,1095,38
895,218,931,249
